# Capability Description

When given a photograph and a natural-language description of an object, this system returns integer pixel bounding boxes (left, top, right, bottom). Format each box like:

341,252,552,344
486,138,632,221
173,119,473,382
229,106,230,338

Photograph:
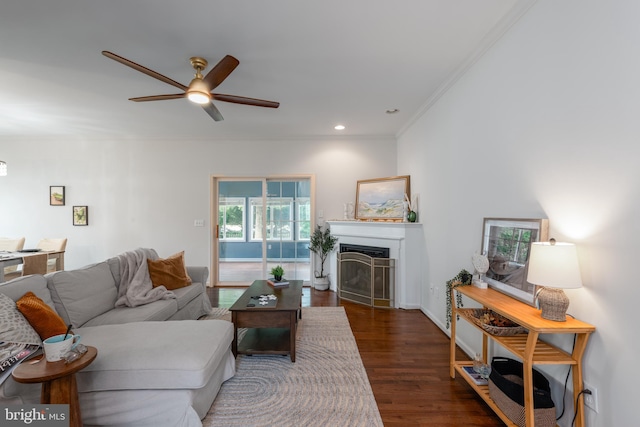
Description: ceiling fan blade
202,102,224,122
102,51,188,92
129,94,186,102
212,93,279,108
202,55,239,90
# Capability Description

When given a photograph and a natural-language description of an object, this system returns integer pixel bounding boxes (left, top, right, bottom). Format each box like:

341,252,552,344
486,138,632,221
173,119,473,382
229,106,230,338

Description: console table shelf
450,286,595,427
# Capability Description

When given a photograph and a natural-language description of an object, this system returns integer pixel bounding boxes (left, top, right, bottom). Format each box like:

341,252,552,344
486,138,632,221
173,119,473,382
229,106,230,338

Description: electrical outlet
583,381,599,413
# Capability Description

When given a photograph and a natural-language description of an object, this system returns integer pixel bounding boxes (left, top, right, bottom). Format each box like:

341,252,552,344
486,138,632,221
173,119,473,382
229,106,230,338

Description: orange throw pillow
147,251,192,290
16,292,68,340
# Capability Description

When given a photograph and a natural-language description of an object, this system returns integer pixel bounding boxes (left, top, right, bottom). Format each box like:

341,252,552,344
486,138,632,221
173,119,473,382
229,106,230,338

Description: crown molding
397,0,538,139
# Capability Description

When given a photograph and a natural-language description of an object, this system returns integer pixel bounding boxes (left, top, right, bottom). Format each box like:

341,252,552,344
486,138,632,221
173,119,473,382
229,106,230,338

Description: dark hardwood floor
207,286,503,426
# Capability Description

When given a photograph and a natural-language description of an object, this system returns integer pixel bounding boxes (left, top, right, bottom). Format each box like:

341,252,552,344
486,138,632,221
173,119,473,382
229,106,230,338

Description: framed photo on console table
481,218,549,305
73,206,89,226
355,175,410,221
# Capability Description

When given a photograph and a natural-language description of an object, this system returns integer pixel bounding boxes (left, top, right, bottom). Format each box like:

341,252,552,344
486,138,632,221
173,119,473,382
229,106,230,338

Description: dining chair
36,238,68,273
0,236,26,275
3,253,49,281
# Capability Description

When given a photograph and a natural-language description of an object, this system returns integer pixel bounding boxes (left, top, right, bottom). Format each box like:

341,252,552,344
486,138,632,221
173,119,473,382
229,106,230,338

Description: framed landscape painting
355,175,410,221
50,186,65,206
480,217,549,305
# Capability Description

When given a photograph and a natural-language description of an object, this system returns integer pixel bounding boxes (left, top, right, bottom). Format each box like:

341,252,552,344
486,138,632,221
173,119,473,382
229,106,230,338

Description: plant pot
274,275,282,282
313,276,330,291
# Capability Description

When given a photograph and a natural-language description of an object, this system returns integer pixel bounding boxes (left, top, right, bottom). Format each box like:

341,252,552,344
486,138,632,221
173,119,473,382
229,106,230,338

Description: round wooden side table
12,346,98,427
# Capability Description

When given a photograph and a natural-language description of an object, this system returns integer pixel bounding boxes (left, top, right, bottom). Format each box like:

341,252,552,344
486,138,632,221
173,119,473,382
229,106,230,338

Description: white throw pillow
0,293,42,345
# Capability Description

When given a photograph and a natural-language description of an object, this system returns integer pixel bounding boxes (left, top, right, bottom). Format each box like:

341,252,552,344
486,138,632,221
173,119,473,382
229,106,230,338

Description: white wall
0,137,396,270
399,1,639,426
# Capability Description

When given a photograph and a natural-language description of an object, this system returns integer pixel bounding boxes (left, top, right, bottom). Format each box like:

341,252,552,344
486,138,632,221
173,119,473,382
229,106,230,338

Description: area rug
201,307,383,427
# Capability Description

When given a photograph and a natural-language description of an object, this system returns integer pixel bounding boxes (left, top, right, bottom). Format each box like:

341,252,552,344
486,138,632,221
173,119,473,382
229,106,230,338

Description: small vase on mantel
407,211,417,223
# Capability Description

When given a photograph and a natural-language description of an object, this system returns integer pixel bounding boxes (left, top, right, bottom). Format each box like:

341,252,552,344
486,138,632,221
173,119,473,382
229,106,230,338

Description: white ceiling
0,0,533,140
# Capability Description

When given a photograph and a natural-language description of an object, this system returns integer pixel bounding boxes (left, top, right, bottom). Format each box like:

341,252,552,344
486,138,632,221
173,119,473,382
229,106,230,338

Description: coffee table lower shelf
237,328,292,356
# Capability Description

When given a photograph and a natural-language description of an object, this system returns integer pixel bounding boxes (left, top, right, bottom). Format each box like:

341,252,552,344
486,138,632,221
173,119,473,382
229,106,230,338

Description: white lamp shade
527,242,582,289
0,160,6,176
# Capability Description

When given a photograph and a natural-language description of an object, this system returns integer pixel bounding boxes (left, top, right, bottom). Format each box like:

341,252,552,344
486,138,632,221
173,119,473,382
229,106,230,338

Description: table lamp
526,239,582,321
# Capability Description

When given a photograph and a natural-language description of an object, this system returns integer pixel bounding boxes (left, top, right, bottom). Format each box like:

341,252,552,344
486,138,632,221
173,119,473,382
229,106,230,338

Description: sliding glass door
213,177,312,286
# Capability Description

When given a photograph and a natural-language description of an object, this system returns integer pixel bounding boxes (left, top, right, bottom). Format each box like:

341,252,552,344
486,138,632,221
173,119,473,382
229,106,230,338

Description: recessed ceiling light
334,125,345,130
386,109,399,114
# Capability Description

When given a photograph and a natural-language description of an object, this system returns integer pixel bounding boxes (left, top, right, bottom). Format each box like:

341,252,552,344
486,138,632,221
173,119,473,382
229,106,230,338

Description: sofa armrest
186,266,209,286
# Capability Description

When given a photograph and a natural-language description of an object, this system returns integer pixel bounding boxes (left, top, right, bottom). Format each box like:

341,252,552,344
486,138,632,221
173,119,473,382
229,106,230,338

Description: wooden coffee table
12,346,97,427
230,280,303,362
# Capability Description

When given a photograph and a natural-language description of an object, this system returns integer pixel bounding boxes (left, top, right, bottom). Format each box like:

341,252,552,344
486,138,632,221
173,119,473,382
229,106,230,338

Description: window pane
219,198,245,241
268,202,292,240
297,198,311,240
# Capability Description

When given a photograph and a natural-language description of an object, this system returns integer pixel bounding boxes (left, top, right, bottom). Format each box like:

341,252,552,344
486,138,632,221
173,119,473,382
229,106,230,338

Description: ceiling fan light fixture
187,78,211,104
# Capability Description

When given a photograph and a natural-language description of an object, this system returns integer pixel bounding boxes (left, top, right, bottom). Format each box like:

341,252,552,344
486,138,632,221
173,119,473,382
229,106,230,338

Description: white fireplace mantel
327,221,423,309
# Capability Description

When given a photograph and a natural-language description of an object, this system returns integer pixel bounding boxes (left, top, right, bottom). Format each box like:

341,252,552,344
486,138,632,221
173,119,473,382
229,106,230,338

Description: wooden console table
449,286,595,427
12,346,97,427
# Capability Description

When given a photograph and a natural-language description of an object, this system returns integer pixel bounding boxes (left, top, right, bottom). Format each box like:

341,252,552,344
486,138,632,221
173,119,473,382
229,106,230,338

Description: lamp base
537,287,569,321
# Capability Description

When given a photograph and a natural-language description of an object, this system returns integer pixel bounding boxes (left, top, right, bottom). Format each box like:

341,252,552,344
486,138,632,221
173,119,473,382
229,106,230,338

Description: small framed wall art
73,206,89,226
50,186,65,206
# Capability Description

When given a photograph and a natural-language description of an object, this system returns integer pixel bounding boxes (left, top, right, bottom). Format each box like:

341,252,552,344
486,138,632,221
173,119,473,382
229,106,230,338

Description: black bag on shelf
488,357,556,427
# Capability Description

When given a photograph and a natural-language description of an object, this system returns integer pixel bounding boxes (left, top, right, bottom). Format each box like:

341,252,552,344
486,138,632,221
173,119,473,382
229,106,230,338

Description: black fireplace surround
339,243,389,258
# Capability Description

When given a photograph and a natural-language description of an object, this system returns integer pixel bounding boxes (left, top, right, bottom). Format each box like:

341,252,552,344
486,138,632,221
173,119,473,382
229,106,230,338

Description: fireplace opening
339,243,390,258
337,244,394,308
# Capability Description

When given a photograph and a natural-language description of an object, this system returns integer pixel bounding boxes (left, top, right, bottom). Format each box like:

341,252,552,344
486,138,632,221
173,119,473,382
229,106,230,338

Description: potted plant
308,225,339,291
270,265,284,281
445,269,472,329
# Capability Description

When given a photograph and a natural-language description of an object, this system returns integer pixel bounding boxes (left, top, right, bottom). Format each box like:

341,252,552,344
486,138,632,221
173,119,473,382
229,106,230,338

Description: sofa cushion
0,275,55,309
147,251,192,290
81,299,178,327
0,293,42,345
171,282,205,311
16,292,68,340
48,262,118,328
75,320,234,391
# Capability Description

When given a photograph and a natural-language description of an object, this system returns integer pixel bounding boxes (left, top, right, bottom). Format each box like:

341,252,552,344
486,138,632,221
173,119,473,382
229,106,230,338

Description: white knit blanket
115,248,175,308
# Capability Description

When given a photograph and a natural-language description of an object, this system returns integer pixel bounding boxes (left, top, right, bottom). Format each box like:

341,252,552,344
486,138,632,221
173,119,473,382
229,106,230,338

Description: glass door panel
214,177,312,286
217,180,264,284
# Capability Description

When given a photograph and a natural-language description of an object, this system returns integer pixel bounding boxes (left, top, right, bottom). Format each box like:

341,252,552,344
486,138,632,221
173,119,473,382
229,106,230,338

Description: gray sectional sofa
0,249,235,427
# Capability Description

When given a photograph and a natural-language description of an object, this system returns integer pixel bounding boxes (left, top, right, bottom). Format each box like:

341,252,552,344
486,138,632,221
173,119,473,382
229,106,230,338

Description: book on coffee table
246,294,278,308
267,278,289,287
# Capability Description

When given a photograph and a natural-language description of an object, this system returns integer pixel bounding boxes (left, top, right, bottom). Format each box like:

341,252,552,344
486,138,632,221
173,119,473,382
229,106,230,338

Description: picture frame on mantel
481,217,549,305
355,175,410,221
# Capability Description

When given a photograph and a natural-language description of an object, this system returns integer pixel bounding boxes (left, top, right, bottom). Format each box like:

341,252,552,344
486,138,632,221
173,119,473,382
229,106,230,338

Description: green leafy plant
446,269,473,329
270,265,284,280
308,225,338,278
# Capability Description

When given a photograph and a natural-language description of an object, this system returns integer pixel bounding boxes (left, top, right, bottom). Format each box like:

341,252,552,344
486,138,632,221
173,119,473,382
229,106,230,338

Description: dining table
0,250,65,282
